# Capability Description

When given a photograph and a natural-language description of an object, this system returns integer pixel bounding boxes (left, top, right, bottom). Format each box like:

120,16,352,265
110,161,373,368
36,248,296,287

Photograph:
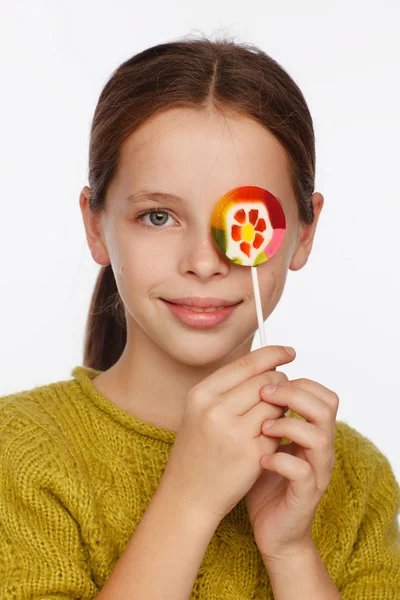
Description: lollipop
210,186,286,346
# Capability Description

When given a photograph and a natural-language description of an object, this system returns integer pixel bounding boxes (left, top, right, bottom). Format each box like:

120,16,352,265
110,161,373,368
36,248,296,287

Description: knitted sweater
0,366,399,599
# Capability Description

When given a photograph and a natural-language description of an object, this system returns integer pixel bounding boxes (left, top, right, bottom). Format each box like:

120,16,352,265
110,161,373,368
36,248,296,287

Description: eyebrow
125,188,285,208
125,190,185,206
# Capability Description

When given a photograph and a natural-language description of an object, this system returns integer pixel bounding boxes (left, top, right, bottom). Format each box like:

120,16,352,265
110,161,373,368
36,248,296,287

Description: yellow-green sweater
0,365,399,599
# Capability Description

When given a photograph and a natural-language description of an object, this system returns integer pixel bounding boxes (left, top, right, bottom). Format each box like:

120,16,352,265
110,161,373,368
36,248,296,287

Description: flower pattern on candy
231,207,267,258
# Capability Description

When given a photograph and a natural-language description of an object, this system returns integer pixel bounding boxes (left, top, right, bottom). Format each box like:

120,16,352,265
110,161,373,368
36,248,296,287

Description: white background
1,2,399,490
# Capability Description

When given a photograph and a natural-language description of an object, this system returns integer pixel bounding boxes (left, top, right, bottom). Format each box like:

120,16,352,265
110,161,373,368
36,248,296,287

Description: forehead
113,107,296,215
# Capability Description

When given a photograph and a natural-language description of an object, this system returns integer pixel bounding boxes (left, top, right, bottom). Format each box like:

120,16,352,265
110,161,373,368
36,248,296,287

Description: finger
262,418,335,490
196,345,296,396
262,417,324,448
241,396,288,437
224,370,289,416
260,384,334,431
288,379,340,415
260,451,317,502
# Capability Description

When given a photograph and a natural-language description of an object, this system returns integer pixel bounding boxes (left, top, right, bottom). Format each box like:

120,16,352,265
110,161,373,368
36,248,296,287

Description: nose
178,227,230,281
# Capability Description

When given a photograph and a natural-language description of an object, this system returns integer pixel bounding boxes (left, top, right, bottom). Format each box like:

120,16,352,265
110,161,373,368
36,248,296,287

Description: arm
0,409,98,599
97,476,220,599
263,542,342,600
0,402,219,600
337,450,400,599
264,440,400,600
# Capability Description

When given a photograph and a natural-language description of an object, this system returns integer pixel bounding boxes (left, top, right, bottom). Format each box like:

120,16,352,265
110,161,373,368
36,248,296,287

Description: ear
289,192,324,272
79,186,111,266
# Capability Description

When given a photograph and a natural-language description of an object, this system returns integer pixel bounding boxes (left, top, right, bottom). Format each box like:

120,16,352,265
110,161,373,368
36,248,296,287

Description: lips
160,298,241,329
174,305,226,313
163,297,241,309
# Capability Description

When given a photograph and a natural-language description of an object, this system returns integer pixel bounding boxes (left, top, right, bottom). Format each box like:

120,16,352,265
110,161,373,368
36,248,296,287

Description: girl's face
81,106,322,367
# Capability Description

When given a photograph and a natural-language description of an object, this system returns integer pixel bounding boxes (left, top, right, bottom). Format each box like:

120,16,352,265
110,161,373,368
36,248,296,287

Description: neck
93,319,254,432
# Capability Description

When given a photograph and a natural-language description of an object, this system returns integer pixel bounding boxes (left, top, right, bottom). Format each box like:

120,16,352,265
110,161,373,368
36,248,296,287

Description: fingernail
284,346,295,356
262,384,277,395
263,420,275,429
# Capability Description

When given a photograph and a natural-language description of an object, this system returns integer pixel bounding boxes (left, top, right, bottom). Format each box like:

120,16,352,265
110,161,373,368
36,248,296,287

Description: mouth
160,298,242,329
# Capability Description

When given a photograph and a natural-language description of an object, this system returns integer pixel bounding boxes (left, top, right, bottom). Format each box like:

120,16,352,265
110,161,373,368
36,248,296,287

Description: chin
162,335,248,369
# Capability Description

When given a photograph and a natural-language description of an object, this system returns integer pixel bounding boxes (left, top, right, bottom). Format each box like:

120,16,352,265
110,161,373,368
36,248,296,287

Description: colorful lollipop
210,186,286,346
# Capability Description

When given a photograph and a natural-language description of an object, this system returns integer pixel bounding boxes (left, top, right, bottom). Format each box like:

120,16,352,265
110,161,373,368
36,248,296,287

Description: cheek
259,258,288,302
117,243,174,288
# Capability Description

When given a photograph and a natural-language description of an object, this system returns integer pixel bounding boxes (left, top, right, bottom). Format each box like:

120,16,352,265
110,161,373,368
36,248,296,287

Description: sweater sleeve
0,402,99,600
339,438,400,599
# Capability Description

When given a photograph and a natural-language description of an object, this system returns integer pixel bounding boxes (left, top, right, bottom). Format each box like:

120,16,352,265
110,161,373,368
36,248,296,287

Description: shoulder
0,376,85,476
333,419,400,504
334,419,395,469
1,376,71,421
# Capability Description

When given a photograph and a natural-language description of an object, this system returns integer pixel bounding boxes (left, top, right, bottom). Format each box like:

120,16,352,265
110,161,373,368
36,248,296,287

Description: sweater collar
71,365,178,445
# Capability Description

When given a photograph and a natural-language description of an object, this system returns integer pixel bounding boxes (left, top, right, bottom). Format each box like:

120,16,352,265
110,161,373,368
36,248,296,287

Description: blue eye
136,209,176,228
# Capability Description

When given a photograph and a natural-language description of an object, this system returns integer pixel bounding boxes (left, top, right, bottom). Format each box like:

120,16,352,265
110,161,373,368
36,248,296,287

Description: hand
162,346,294,525
244,378,339,562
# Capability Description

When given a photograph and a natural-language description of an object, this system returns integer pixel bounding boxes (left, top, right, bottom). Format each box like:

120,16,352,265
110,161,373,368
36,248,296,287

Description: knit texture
0,365,399,599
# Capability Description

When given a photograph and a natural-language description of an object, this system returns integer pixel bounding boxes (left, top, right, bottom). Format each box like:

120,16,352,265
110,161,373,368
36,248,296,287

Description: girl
1,35,399,600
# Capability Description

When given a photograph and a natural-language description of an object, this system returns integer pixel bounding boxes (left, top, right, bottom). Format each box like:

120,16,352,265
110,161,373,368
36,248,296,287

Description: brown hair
83,33,316,372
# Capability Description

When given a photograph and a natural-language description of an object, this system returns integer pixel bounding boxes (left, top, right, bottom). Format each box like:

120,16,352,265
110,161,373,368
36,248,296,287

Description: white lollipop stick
251,266,266,347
